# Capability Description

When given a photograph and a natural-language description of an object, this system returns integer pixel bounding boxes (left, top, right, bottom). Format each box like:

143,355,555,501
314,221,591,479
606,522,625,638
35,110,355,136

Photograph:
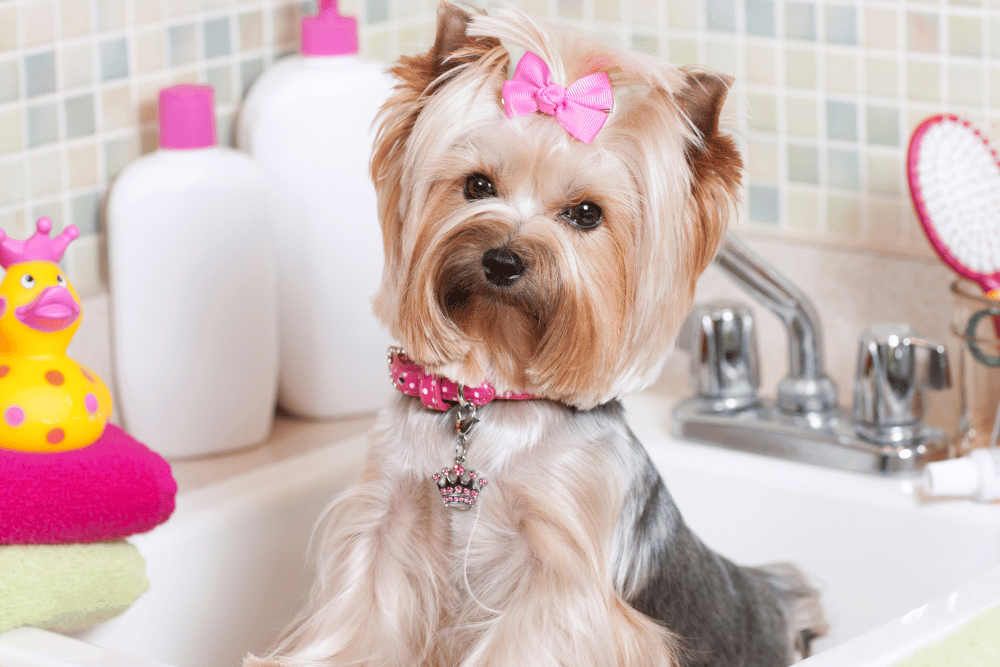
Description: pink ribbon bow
502,51,613,144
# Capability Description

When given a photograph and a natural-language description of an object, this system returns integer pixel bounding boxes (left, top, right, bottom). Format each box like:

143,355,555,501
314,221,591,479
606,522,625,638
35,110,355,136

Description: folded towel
0,540,149,634
0,424,177,544
894,604,1000,667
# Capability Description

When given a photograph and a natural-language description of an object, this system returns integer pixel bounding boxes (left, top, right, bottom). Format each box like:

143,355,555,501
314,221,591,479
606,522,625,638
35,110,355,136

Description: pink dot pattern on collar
389,350,536,411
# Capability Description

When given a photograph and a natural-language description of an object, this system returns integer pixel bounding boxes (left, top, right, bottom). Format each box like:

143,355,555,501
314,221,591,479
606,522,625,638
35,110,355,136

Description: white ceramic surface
798,563,1000,667
625,394,1000,653
2,391,998,666
0,627,172,667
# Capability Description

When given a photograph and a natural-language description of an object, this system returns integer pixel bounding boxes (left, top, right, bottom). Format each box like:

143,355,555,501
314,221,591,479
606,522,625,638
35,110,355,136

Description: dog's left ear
676,70,742,277
678,71,733,141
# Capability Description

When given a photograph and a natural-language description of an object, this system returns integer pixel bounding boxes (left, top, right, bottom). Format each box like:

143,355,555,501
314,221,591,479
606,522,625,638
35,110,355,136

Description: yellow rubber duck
0,217,112,452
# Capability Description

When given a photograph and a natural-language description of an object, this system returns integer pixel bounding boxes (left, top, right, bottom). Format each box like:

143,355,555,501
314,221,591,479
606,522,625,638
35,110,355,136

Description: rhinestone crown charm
433,463,486,509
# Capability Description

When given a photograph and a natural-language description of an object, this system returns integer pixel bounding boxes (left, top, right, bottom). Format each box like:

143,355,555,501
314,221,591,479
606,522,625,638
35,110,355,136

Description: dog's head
371,2,742,409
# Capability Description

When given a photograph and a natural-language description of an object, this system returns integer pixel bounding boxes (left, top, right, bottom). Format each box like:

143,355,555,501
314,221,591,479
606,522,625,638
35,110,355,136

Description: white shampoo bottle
237,0,395,418
108,84,278,458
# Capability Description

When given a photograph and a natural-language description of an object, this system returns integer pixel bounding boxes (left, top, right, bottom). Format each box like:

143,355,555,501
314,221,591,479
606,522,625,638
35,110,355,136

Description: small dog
249,3,826,666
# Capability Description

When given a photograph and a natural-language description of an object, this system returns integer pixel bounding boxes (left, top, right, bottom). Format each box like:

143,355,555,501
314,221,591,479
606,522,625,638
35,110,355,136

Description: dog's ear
678,70,732,140
430,2,485,66
376,2,500,119
678,70,742,277
414,2,502,92
432,0,472,56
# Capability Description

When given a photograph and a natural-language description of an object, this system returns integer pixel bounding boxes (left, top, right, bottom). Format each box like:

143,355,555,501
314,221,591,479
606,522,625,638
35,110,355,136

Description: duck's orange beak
15,286,80,332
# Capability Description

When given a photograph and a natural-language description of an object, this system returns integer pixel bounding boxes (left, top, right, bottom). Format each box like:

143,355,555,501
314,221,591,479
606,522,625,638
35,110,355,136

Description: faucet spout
714,234,838,414
673,234,950,475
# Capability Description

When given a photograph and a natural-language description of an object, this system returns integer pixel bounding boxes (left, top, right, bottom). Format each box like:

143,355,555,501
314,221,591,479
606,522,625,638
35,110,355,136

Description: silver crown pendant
433,386,487,510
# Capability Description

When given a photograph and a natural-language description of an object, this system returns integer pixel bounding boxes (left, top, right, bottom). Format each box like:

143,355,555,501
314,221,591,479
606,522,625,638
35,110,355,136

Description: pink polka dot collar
388,347,536,411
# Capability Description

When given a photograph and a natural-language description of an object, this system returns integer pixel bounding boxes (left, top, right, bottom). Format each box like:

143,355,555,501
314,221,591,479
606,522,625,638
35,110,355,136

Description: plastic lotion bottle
108,84,278,458
238,0,395,418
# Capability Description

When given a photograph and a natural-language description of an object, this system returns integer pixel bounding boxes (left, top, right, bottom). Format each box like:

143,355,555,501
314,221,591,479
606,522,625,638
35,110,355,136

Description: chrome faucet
712,233,838,415
672,233,952,476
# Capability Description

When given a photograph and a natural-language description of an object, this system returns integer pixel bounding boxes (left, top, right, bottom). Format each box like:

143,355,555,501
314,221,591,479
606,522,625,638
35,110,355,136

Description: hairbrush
908,114,1000,299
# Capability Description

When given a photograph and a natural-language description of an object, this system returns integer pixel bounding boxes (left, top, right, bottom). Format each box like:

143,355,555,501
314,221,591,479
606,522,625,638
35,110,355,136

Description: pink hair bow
502,51,613,144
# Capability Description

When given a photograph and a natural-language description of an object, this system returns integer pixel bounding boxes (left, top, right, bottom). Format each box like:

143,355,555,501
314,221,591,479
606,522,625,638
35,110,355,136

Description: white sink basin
623,393,1000,655
800,563,1000,667
2,391,998,666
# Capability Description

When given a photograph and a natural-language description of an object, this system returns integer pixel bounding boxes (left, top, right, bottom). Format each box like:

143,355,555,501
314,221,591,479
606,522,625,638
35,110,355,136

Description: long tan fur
370,4,740,409
247,3,759,667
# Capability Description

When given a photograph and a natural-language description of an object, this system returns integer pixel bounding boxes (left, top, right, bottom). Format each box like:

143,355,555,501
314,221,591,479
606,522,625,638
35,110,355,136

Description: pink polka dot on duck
84,393,98,414
5,405,24,427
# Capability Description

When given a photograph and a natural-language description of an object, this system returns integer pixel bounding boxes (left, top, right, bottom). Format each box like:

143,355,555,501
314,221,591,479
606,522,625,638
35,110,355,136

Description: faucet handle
853,323,951,441
683,300,760,411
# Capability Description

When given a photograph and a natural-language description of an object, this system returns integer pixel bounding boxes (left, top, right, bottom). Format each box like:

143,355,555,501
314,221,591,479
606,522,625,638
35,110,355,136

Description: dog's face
371,2,742,409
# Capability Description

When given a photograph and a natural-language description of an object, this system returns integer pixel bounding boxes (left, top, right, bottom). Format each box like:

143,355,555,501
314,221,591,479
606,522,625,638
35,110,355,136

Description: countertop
165,410,377,494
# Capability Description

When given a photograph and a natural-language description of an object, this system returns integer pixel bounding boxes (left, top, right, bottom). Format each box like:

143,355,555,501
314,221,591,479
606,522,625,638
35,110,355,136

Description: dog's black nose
482,248,525,287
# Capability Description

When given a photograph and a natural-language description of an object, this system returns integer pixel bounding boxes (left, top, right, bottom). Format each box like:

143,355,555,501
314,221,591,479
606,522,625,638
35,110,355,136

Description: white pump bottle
108,84,279,458
237,0,395,418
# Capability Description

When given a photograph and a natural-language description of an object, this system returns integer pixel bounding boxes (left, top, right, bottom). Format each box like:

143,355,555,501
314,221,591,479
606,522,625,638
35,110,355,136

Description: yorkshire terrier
249,3,826,666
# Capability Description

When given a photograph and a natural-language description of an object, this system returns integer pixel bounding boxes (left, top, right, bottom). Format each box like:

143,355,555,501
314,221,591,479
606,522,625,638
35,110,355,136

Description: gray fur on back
597,401,823,667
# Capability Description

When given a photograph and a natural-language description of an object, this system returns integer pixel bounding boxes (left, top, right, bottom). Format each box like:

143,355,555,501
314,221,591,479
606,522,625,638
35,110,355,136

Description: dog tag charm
433,461,486,509
433,387,487,509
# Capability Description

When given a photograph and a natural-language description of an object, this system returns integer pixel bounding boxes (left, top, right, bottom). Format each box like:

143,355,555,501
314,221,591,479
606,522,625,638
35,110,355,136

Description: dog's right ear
411,2,501,93
373,2,499,168
430,2,483,68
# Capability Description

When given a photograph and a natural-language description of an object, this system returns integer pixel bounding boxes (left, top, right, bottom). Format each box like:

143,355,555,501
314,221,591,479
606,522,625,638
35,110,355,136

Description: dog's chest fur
368,395,797,666
373,396,654,602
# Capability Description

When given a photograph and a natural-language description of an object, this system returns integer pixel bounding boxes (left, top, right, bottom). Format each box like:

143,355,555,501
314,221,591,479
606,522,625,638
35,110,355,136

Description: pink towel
0,424,177,545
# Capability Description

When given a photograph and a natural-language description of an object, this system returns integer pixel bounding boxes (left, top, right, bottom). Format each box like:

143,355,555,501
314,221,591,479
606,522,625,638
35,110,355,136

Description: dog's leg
614,433,828,667
245,472,450,667
452,458,681,667
754,563,829,661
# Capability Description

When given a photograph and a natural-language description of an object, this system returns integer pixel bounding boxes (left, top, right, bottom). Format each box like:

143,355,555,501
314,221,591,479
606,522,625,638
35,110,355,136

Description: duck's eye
56,274,66,287
20,274,35,289
464,173,497,200
560,201,603,230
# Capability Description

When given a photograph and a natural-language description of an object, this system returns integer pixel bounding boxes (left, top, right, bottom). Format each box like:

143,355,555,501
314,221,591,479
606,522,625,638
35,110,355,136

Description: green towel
894,604,1000,667
0,540,149,634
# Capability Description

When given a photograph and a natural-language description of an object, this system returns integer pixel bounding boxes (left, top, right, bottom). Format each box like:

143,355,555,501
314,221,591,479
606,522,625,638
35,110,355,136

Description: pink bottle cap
158,84,217,150
301,0,358,57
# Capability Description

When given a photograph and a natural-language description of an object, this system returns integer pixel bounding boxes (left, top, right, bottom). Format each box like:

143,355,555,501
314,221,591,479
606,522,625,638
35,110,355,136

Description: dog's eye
464,173,497,200
561,201,603,230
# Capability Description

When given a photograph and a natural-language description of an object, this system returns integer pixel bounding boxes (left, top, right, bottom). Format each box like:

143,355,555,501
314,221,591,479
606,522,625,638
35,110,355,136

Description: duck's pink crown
0,218,79,270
